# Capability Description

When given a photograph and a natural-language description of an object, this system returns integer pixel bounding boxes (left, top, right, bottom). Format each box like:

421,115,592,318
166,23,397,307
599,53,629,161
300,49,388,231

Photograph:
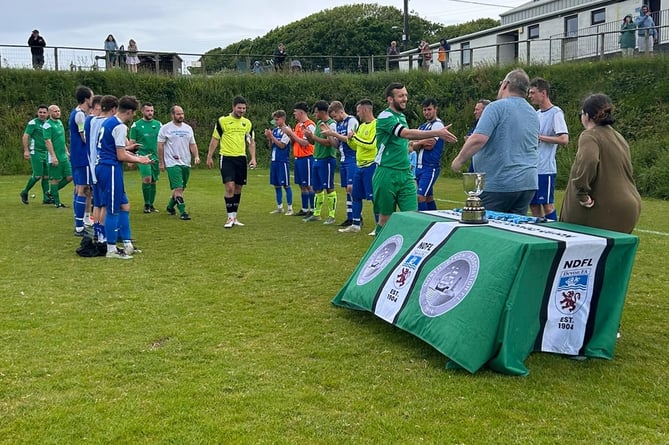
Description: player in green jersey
129,102,162,213
20,105,50,204
373,83,457,234
43,105,73,208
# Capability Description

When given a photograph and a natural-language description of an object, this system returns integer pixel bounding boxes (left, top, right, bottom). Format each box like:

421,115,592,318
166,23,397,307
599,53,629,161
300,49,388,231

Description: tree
195,4,499,74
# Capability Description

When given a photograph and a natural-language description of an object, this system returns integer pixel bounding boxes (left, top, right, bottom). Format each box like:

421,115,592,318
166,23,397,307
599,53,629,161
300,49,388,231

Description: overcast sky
1,0,527,57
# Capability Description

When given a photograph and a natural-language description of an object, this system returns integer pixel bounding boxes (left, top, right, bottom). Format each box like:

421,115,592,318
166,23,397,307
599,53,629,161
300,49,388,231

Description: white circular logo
419,251,480,317
357,235,404,285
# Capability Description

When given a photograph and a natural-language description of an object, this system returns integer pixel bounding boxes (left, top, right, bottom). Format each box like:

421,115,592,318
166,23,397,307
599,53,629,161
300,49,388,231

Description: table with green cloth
332,210,638,375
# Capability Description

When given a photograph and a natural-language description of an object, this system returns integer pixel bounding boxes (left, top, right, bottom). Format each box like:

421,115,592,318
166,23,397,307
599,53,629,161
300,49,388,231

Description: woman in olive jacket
560,94,641,234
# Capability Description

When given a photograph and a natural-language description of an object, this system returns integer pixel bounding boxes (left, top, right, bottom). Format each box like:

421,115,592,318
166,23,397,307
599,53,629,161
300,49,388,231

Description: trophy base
460,217,489,224
460,208,488,224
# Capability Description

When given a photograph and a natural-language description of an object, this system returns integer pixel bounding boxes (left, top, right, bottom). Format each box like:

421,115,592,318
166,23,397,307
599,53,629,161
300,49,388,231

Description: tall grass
3,57,669,197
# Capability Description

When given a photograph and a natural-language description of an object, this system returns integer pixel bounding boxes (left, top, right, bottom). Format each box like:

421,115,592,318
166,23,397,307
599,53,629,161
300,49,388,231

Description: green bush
1,57,668,198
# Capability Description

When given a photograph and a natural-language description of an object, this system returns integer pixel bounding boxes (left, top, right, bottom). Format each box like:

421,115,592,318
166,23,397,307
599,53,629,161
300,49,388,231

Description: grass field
1,168,667,444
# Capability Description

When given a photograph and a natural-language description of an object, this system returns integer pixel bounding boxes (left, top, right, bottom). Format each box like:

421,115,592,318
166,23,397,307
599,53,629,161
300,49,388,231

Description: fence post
200,55,205,75
526,40,531,63
53,47,59,71
329,56,333,73
599,33,605,60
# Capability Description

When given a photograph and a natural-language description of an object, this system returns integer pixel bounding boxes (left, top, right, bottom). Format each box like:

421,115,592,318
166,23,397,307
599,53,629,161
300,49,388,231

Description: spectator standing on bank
126,39,140,73
28,29,46,70
104,34,119,67
419,40,432,71
619,15,636,57
273,43,287,72
437,39,450,72
635,5,657,54
387,40,400,71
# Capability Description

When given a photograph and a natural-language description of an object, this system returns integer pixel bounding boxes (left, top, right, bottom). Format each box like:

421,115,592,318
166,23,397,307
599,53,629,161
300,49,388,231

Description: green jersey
313,118,337,159
375,108,410,170
42,118,67,161
129,118,162,157
24,118,47,155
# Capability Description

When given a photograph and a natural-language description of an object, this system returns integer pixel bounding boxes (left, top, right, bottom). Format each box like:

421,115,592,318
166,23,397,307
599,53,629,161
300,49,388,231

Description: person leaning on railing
619,14,636,57
27,29,46,70
635,5,657,54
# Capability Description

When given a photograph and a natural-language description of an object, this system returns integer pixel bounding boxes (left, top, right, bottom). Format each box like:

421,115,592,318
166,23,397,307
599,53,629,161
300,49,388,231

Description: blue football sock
74,195,87,229
119,210,132,241
275,187,283,206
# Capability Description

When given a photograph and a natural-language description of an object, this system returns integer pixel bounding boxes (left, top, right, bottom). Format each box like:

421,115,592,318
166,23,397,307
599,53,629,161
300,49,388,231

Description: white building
402,0,663,71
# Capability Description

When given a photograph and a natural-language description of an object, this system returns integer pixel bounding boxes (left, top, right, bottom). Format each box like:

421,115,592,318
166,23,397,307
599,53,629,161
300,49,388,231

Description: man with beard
130,102,162,213
373,83,457,234
206,95,257,228
20,105,50,204
158,105,200,220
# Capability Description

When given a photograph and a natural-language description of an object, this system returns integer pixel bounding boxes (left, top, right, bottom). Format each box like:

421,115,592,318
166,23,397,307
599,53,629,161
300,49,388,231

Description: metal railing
0,13,666,76
0,44,191,75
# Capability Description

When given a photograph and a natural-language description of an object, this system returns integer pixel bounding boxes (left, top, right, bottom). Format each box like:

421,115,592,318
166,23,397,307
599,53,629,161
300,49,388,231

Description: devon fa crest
555,275,588,315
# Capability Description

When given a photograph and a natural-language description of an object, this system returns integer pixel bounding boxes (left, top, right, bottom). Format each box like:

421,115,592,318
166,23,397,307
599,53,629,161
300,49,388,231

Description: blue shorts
270,161,291,187
313,157,336,191
352,163,376,201
416,166,440,197
95,163,128,214
530,174,556,205
294,156,313,188
72,165,91,187
339,161,357,188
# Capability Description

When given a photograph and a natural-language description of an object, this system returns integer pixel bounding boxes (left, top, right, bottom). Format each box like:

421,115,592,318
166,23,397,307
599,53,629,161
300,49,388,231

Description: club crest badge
419,251,479,317
554,275,588,315
357,235,403,285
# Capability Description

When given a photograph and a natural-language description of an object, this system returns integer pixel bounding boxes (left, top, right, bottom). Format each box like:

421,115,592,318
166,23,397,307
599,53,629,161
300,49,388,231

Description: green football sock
142,183,152,206
50,183,60,205
41,178,49,200
150,183,157,205
23,176,39,193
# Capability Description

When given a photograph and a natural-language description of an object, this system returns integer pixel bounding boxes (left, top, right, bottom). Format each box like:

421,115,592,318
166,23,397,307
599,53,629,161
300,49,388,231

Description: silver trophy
461,172,487,224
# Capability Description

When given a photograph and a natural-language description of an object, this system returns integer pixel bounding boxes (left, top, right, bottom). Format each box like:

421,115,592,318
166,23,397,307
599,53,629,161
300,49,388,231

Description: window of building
591,8,606,25
564,15,578,38
461,42,471,67
528,24,540,39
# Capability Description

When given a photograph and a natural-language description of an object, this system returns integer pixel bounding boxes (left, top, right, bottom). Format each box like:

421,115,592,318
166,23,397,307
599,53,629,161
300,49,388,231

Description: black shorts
219,155,247,185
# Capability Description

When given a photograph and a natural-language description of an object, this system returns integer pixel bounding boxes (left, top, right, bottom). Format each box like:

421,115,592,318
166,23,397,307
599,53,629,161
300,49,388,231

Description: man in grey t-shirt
451,68,539,215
